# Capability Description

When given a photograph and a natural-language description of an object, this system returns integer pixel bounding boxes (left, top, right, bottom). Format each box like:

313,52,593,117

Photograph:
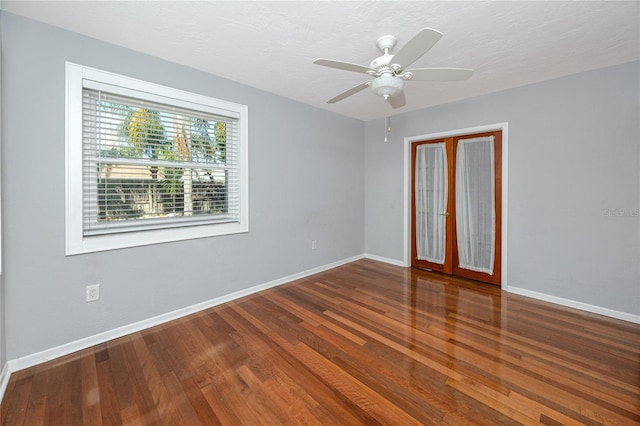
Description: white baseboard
364,253,407,267
4,255,636,404
363,255,639,325
6,254,365,376
506,286,640,324
0,362,10,404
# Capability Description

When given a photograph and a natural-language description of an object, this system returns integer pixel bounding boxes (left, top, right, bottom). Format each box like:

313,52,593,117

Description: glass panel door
411,130,502,285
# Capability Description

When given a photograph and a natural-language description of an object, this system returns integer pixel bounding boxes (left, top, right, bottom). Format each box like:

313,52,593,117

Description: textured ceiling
2,1,639,121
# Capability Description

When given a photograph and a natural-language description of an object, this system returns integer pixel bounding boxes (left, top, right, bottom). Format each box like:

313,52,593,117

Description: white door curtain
415,143,448,264
455,136,495,274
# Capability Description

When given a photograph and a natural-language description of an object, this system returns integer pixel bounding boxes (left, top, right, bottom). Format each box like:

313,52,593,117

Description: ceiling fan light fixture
370,75,404,98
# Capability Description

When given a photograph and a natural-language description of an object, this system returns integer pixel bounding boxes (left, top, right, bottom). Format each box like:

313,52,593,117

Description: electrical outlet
311,240,317,250
86,284,100,302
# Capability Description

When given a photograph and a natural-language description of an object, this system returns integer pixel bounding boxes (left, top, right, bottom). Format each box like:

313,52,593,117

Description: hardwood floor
2,259,639,425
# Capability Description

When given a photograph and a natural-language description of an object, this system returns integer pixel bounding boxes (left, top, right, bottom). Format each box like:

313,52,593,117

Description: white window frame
65,62,248,255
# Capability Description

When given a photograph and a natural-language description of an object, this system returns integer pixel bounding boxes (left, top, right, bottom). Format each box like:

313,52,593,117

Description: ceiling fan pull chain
384,95,390,143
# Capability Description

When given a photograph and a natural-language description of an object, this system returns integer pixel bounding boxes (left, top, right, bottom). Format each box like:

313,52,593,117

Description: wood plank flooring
2,259,639,425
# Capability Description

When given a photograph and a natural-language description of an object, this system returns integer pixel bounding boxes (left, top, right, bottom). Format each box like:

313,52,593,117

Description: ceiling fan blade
388,92,406,109
407,67,474,81
327,82,370,104
313,58,374,74
390,28,443,70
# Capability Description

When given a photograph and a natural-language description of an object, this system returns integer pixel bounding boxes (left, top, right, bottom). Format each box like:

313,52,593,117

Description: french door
411,131,502,285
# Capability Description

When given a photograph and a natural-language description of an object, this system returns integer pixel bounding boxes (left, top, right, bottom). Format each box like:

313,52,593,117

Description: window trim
65,62,248,255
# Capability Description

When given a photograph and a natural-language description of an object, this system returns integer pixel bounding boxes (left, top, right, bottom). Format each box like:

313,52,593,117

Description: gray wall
0,21,5,372
1,11,638,365
1,13,364,359
0,275,3,376
0,270,3,376
365,61,640,317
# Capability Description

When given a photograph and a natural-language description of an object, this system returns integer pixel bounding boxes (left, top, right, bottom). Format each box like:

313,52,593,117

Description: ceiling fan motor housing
371,74,404,98
370,54,392,71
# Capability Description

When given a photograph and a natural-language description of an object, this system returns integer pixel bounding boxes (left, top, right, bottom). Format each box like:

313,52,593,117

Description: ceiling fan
313,28,473,109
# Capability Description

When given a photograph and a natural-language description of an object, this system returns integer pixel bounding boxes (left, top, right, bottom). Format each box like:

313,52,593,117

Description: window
66,63,248,255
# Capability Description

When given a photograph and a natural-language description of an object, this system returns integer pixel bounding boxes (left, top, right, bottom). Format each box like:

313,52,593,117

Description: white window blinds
82,87,241,235
66,62,248,255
